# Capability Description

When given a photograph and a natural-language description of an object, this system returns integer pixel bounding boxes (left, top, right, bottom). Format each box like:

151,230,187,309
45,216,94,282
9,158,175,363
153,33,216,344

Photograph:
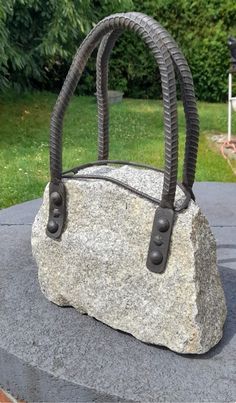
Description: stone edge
0,347,126,402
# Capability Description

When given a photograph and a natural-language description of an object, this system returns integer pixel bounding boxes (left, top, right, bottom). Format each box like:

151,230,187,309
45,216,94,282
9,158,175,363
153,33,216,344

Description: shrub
0,0,236,101
108,0,236,101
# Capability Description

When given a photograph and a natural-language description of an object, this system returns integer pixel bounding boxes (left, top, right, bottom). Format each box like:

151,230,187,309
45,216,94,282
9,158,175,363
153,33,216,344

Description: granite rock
31,165,227,354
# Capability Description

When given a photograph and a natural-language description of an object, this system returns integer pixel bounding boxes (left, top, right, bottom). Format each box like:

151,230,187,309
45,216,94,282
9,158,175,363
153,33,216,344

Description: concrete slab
0,183,236,402
193,182,236,226
0,199,42,225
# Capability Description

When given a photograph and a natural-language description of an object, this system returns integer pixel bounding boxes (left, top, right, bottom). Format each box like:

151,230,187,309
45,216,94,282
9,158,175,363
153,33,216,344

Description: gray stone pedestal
0,182,236,402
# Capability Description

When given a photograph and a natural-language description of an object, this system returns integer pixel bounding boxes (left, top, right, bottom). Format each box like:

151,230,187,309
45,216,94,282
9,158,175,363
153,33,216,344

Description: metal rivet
53,208,60,218
150,250,163,265
47,220,58,233
153,235,163,246
157,217,170,232
51,191,62,206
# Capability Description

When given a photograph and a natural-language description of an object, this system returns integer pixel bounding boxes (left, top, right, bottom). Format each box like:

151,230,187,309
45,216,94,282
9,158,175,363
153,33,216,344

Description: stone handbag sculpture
32,12,227,354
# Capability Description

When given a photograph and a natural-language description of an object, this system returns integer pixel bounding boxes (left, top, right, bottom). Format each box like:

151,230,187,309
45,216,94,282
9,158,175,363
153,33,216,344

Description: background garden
1,0,236,208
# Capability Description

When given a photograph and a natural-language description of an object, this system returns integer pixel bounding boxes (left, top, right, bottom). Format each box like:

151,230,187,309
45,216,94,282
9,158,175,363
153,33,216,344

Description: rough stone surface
31,166,227,354
1,190,236,402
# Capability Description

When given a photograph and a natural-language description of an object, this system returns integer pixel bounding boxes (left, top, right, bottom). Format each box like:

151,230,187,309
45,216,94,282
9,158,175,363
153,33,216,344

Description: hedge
1,0,236,101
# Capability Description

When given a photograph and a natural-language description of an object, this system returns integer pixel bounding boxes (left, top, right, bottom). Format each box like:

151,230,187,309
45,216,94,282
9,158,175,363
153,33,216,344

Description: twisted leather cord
62,159,191,212
62,174,190,212
96,31,122,160
96,13,199,192
62,159,165,175
50,12,178,209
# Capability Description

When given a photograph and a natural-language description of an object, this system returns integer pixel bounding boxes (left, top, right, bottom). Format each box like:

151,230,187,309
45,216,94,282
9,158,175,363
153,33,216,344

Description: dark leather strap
96,13,199,193
50,12,178,209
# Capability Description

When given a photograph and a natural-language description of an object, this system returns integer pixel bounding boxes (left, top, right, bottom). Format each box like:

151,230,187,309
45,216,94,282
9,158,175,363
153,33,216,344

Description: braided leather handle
50,12,178,209
96,13,199,193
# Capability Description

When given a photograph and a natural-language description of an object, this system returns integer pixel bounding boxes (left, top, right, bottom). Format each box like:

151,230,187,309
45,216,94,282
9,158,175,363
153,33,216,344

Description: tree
1,0,236,101
0,0,132,91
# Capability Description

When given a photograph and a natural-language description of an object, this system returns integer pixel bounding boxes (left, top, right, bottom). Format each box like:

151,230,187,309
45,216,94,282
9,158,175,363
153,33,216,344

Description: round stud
47,220,58,234
150,250,163,265
157,217,170,232
50,191,62,206
53,208,60,218
153,235,163,246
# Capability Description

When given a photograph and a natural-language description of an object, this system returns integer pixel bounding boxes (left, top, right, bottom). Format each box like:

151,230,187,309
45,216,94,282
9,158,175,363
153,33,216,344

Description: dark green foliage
108,0,236,101
0,0,90,90
0,0,236,100
0,0,132,92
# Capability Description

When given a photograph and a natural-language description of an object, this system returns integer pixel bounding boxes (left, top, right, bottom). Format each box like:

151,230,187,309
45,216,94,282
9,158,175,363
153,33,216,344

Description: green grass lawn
0,91,235,208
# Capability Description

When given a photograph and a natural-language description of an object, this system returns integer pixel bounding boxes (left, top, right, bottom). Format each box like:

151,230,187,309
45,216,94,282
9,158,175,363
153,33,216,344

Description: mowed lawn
0,91,235,208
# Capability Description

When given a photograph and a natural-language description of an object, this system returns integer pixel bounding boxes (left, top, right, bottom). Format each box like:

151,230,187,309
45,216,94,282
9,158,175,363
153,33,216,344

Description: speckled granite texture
32,166,227,354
